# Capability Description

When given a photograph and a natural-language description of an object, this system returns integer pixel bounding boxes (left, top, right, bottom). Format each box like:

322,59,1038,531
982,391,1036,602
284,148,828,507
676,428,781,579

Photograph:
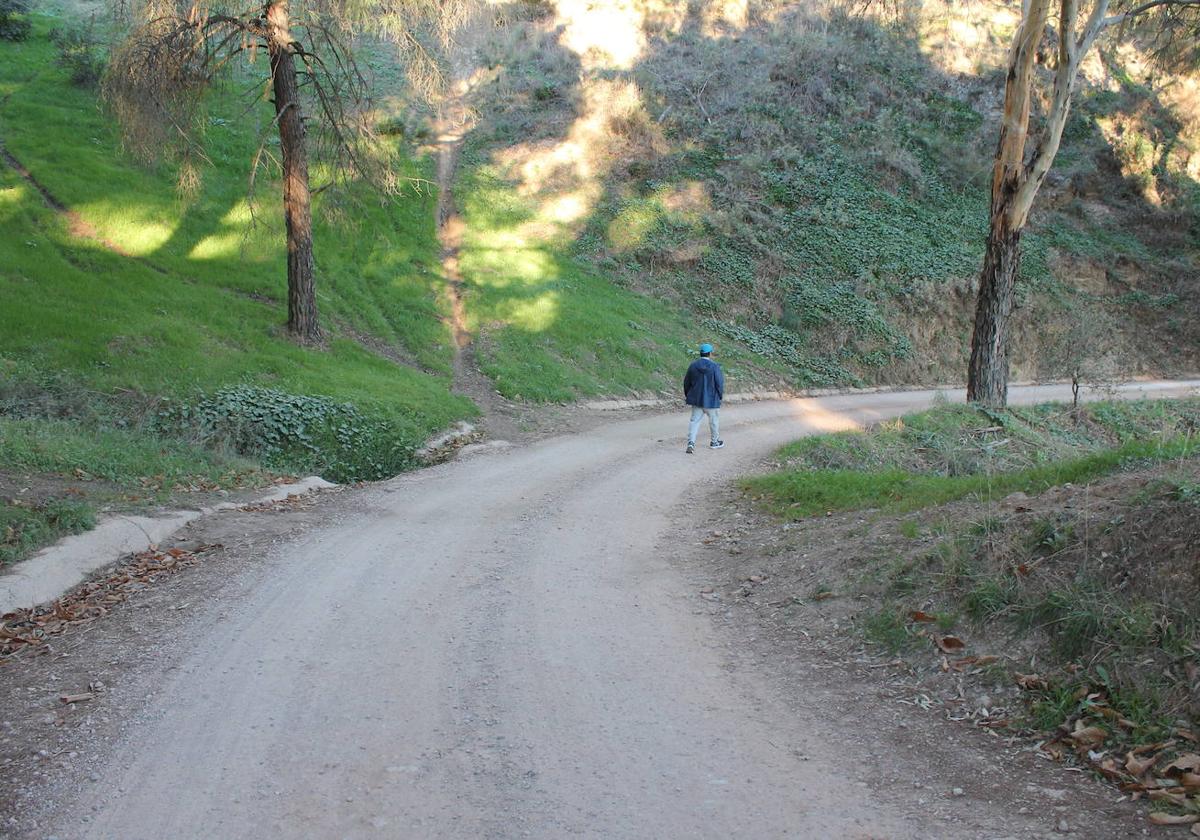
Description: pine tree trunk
267,0,320,343
966,213,1022,407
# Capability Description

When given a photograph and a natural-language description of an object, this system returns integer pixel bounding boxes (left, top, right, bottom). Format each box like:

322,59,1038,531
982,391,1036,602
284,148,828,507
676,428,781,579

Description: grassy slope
0,17,474,451
0,16,479,561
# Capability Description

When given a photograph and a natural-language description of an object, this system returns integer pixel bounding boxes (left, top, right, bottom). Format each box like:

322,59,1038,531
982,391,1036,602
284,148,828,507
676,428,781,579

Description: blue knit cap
699,343,713,354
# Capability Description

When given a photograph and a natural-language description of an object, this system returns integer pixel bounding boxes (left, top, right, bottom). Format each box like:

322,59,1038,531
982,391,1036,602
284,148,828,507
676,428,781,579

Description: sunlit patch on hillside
74,201,174,256
608,202,660,253
660,181,711,221
494,287,560,332
1159,77,1200,180
187,202,259,261
494,77,664,244
466,242,556,287
916,1,1017,76
553,0,647,70
0,185,24,208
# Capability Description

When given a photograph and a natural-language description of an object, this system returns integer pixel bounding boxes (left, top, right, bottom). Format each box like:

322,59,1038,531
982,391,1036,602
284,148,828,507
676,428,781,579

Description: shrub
50,18,105,88
0,0,30,41
157,386,420,482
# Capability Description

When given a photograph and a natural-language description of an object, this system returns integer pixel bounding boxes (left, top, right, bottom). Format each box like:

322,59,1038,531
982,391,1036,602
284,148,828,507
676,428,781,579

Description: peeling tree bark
967,215,1023,408
267,0,321,344
967,0,1054,407
963,0,1196,406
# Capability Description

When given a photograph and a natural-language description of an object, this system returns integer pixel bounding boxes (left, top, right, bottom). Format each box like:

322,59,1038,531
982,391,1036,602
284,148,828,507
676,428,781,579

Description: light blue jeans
688,407,720,445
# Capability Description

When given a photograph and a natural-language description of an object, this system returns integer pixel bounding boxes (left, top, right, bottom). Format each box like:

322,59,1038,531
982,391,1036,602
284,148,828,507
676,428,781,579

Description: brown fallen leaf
1015,673,1048,691
1040,742,1065,761
1068,725,1108,748
1135,739,1179,755
1180,772,1200,790
1148,813,1199,826
1165,755,1200,776
1148,790,1190,807
1093,756,1124,782
950,654,999,671
909,610,938,623
933,634,966,653
1127,751,1161,777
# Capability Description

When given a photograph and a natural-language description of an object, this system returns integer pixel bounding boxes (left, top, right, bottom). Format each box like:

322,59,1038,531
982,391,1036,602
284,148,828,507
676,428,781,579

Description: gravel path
36,381,1200,839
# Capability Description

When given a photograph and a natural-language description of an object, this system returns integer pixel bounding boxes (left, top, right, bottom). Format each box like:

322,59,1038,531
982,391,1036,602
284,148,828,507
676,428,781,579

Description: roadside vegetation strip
738,398,1200,825
0,406,271,566
854,460,1200,825
0,544,220,657
747,437,1197,518
0,497,93,567
0,415,266,493
743,399,1200,517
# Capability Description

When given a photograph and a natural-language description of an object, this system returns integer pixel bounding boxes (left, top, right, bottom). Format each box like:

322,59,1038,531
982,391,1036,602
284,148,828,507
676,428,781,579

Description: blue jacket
684,357,724,408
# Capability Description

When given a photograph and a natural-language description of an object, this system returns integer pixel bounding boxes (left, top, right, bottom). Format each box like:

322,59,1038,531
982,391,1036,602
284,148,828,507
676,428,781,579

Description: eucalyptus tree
967,0,1199,406
104,0,465,343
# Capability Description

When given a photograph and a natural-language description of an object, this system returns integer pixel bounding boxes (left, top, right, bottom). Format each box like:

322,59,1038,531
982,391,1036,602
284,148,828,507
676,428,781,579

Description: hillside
451,0,1199,390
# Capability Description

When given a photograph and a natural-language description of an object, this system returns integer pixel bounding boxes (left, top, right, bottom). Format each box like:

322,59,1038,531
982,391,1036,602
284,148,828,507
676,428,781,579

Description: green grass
747,437,1197,518
0,497,95,566
455,163,735,402
861,608,919,654
0,409,269,563
834,422,1200,749
0,17,475,478
0,416,264,490
745,399,1200,517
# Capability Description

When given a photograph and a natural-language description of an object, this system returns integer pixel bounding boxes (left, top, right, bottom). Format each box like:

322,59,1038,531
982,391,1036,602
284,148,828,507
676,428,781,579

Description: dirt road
34,382,1199,839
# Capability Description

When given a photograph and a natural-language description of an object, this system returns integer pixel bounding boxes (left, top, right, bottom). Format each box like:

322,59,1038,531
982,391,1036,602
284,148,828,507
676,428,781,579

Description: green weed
0,497,95,566
0,415,264,491
861,609,916,654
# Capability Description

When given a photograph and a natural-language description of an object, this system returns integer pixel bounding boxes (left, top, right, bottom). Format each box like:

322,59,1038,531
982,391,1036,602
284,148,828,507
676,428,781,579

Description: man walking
683,343,725,454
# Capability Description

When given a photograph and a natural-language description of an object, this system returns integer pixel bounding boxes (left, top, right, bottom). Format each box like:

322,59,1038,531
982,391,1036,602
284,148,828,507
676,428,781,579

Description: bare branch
1100,0,1200,29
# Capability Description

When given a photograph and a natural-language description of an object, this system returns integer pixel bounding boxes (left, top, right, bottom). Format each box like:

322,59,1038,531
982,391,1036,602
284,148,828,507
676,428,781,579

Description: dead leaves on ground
932,634,966,653
0,544,220,657
237,492,317,514
1029,692,1200,828
915,636,1200,830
